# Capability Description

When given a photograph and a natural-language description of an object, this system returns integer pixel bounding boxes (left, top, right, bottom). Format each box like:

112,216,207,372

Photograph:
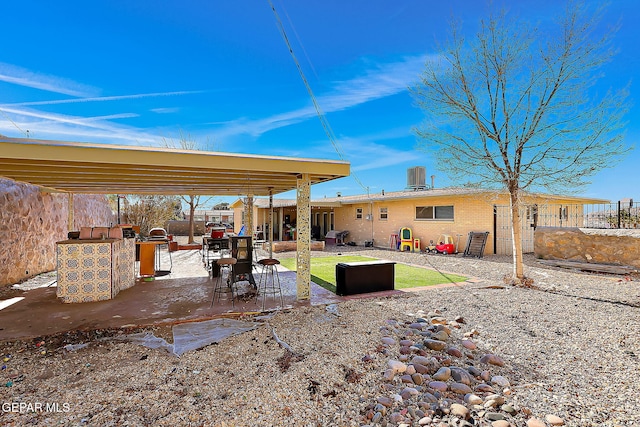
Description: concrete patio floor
0,248,403,342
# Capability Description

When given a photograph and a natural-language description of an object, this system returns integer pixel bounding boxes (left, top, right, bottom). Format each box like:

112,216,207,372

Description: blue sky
1,0,638,205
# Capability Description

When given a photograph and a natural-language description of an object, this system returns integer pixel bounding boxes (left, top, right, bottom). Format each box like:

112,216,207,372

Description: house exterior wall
335,194,593,255
233,206,243,234
311,208,335,238
239,192,599,256
335,193,503,254
240,205,300,240
235,205,268,237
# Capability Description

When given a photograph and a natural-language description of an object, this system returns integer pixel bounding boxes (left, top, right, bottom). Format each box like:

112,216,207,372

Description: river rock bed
361,311,561,427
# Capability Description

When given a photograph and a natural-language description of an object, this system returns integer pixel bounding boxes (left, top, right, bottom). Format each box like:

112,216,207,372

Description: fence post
617,200,621,229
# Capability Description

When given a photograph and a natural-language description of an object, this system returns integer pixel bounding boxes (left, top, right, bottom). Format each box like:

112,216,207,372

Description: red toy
427,234,456,254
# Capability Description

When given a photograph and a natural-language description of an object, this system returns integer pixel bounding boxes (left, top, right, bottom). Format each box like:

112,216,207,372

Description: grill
148,227,168,241
325,230,349,245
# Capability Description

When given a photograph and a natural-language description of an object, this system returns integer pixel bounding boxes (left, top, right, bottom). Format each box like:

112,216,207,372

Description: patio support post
260,206,266,247
268,191,274,258
296,173,311,300
246,195,254,237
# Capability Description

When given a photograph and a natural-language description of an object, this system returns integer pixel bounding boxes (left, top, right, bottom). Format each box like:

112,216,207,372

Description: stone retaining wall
0,178,114,286
534,226,640,269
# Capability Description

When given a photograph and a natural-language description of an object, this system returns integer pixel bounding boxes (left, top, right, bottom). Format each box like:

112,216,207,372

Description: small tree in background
121,195,182,237
162,131,217,243
412,1,629,283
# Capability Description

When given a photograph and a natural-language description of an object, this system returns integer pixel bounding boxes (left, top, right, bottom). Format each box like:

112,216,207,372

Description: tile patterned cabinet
56,238,136,303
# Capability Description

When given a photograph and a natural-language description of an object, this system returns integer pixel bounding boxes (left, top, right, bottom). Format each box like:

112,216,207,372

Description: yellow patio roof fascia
0,137,350,196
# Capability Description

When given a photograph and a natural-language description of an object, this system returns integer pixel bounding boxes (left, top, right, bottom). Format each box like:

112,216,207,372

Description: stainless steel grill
148,227,168,241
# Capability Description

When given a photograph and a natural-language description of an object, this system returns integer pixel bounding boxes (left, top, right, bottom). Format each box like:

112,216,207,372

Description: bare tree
121,195,182,237
162,131,217,243
412,2,629,283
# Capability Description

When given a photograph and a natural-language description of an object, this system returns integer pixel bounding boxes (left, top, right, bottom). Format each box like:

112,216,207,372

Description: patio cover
0,136,350,301
0,137,350,196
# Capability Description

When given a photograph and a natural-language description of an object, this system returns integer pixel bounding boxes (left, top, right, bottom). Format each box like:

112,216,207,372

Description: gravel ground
1,245,639,426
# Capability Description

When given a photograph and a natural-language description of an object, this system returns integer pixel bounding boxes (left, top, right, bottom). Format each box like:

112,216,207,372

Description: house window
415,205,454,220
379,207,388,220
356,208,363,219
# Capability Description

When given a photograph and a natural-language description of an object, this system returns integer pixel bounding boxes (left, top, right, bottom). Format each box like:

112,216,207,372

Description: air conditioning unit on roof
407,166,427,190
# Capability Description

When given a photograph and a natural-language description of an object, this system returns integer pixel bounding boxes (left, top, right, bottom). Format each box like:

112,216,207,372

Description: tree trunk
509,190,525,280
188,200,196,244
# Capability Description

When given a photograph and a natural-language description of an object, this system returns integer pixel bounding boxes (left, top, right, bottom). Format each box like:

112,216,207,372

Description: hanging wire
267,0,370,195
0,107,29,137
279,1,319,81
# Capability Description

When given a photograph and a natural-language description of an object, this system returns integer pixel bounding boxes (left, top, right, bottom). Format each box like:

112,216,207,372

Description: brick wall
0,178,114,286
334,194,500,253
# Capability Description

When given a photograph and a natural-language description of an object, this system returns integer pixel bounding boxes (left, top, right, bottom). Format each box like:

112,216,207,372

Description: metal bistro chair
211,257,238,307
256,258,283,310
205,237,230,272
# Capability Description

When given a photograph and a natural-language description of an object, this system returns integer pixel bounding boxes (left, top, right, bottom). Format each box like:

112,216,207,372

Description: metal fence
494,200,640,255
534,200,640,229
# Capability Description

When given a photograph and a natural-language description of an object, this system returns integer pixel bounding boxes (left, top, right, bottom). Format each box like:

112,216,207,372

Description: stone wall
0,178,114,286
534,226,640,269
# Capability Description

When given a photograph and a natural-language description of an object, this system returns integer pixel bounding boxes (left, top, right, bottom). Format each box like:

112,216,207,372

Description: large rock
424,339,447,351
450,382,473,394
432,367,451,381
480,354,505,367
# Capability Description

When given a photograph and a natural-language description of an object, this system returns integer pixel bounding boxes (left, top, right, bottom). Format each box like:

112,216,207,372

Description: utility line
267,0,370,195
0,107,29,137
279,1,319,81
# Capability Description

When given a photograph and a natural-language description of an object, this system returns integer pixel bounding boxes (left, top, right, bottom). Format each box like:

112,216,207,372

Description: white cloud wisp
0,62,98,97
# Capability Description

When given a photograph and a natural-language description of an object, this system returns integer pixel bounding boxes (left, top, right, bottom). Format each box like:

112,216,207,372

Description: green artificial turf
278,255,467,294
